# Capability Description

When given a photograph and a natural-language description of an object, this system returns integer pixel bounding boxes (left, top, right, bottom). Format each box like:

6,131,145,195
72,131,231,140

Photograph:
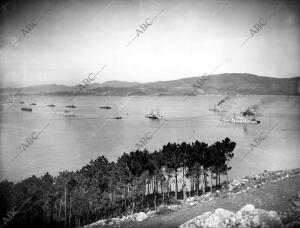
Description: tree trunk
210,171,213,193
133,201,135,213
50,202,53,224
147,181,150,195
175,172,178,200
161,181,165,205
202,169,206,195
196,177,199,196
124,185,126,206
64,186,67,228
154,192,157,211
154,178,157,210
58,199,62,222
226,171,229,186
69,197,72,228
188,178,191,198
167,177,170,198
183,167,186,200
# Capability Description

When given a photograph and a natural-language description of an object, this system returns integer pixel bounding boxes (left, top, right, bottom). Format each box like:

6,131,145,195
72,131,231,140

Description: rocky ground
85,168,300,228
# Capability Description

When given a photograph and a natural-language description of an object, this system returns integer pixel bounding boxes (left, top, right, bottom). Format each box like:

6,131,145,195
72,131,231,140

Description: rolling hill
1,74,299,96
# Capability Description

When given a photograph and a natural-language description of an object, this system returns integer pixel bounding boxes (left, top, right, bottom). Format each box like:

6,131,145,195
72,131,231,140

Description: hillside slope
1,74,299,96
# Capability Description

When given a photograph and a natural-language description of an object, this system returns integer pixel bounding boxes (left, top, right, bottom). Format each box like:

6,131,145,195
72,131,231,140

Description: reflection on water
0,95,299,182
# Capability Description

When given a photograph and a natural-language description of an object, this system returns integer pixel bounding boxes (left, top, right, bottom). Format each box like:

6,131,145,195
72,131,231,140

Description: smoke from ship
217,95,231,106
248,96,278,112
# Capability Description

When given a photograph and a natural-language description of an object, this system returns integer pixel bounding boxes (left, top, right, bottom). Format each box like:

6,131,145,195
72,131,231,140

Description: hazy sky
0,0,299,87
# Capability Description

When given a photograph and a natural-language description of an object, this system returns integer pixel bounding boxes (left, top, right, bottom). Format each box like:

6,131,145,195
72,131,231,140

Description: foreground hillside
89,169,300,228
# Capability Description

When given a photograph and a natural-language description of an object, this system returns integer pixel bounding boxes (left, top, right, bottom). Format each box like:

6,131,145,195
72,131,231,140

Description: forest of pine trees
0,137,236,228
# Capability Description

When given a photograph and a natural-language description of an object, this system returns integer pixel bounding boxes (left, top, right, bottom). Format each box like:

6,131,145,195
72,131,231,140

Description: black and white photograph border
0,0,300,228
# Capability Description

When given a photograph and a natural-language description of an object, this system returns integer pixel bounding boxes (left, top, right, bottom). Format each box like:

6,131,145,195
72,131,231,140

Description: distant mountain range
1,74,299,96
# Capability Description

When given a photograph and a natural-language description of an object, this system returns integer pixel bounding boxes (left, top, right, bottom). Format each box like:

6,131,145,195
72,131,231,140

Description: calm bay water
0,95,299,182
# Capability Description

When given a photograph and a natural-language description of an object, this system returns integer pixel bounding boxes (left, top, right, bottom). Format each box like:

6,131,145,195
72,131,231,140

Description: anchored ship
221,114,260,124
47,104,56,107
145,110,163,119
209,105,226,112
57,110,76,116
66,105,76,108
100,106,111,109
21,107,32,112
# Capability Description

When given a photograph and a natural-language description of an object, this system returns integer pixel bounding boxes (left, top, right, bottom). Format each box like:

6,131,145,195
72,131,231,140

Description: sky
0,0,299,87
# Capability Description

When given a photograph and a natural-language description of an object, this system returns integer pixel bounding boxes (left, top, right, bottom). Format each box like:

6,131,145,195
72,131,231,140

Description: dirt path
115,174,300,228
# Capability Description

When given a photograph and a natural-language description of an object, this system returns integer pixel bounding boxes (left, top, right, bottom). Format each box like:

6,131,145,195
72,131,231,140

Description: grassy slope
106,169,300,228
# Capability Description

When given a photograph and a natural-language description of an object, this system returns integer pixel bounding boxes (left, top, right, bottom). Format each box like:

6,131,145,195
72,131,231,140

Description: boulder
135,212,148,222
146,210,156,217
179,205,283,228
179,208,239,228
189,202,196,206
187,197,196,202
237,204,255,213
167,204,178,210
236,205,282,228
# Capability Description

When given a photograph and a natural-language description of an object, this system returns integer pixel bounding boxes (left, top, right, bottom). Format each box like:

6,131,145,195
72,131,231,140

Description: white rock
146,210,156,217
236,206,282,228
189,202,196,206
187,197,196,202
180,204,282,228
179,208,239,228
135,212,148,222
238,204,255,214
167,204,178,209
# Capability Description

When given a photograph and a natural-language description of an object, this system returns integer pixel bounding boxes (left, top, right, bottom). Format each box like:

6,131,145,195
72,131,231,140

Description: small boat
145,109,163,119
21,107,32,112
47,104,56,107
66,105,76,108
221,114,260,124
100,106,111,109
57,110,76,116
30,103,37,105
114,117,122,119
209,105,226,112
19,101,25,104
